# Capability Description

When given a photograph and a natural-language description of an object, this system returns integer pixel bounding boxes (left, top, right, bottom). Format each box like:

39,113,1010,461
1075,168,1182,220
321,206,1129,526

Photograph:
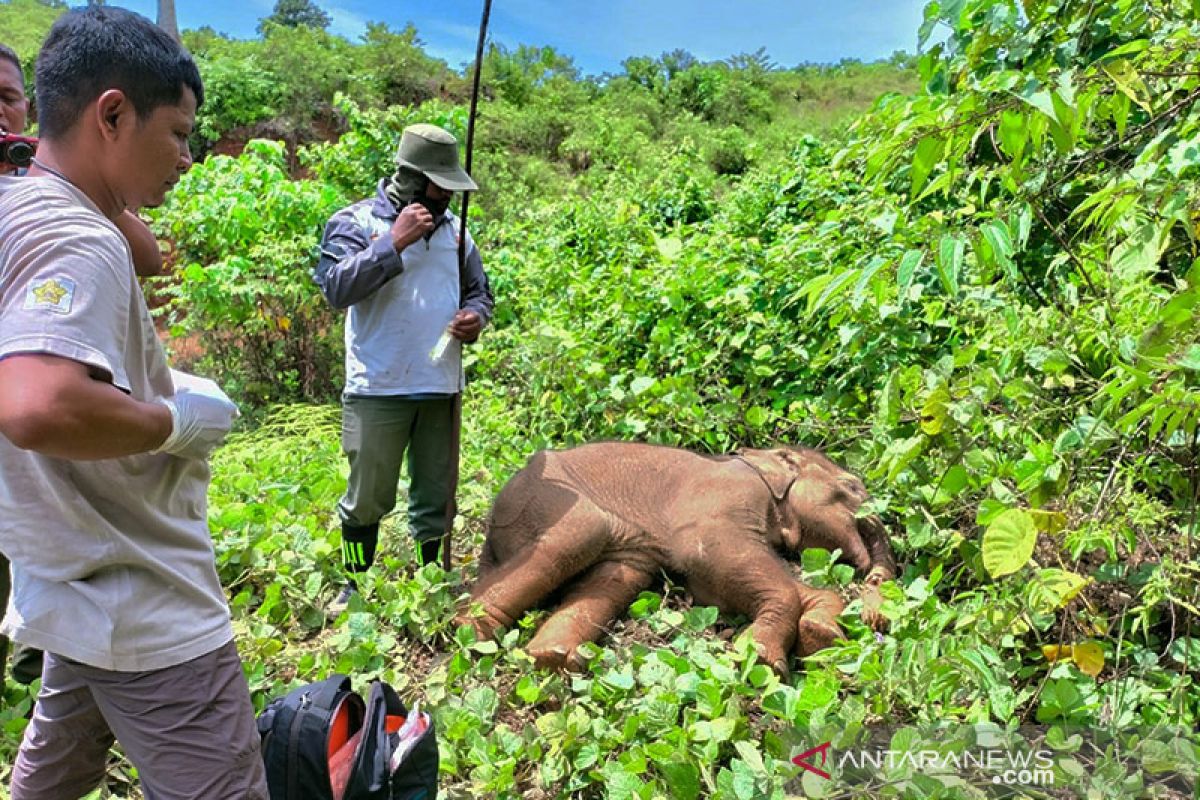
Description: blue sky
114,0,931,76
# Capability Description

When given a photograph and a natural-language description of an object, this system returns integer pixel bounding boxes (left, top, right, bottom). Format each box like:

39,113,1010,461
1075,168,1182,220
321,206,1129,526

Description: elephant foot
796,587,845,657
860,586,887,632
750,636,792,678
528,642,591,672
796,617,843,657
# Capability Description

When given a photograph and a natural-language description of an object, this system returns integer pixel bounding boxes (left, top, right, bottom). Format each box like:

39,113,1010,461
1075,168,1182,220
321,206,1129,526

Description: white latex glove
154,369,239,460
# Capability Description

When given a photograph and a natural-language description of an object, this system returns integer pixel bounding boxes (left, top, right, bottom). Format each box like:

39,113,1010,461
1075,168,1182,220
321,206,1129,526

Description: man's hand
390,203,434,252
155,390,238,461
447,309,483,341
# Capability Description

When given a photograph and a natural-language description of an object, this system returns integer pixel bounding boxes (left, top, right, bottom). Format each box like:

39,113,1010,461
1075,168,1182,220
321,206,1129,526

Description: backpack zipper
287,693,312,800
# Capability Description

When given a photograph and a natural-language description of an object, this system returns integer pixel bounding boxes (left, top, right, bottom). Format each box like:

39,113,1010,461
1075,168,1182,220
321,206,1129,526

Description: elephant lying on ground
459,442,896,674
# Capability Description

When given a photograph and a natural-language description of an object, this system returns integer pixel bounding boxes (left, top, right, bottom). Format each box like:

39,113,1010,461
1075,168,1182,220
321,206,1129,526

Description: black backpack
257,674,438,800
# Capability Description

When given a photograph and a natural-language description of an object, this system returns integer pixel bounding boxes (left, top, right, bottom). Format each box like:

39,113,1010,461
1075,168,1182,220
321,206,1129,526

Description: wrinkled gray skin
460,442,896,675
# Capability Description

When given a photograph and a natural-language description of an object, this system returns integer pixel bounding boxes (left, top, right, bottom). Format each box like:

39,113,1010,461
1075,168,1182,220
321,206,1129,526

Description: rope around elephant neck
731,454,797,504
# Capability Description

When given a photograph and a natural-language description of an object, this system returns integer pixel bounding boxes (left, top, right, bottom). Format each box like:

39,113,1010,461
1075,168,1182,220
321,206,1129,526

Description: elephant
459,442,896,674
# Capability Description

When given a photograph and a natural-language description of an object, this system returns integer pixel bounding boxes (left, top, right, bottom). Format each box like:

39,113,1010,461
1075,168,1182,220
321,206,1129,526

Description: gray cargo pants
336,394,454,569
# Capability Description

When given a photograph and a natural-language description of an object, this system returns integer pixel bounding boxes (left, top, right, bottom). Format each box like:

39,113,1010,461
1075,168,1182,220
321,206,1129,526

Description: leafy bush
149,140,348,404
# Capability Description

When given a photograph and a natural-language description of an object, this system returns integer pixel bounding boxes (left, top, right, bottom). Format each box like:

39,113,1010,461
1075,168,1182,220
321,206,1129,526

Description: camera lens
1,140,34,169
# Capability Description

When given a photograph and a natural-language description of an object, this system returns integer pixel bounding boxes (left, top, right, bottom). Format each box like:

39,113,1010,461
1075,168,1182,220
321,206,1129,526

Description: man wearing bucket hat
314,123,493,615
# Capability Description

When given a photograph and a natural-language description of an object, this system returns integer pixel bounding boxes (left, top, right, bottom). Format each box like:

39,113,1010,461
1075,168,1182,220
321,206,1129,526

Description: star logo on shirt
33,279,68,305
24,276,76,314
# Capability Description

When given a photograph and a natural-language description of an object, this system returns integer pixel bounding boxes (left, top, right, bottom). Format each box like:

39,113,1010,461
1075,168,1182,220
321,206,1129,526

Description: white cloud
327,6,370,41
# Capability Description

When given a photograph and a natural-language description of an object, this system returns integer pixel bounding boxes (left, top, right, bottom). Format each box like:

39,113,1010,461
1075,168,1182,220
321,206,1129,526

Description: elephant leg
526,560,655,672
688,548,804,676
463,501,613,640
795,586,845,657
855,515,896,631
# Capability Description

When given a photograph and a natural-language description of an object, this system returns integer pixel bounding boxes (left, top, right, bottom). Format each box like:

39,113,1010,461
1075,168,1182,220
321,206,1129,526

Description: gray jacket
313,180,493,321
314,181,494,395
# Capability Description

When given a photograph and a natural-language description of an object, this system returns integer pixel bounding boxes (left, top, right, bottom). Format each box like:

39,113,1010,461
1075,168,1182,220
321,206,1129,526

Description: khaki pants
10,641,267,800
337,394,454,546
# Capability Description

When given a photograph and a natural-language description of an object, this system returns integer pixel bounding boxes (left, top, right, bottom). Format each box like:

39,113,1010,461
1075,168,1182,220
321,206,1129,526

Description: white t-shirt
0,175,233,671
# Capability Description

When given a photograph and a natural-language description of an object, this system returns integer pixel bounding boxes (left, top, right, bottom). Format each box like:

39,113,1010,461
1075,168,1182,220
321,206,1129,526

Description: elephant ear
736,449,800,502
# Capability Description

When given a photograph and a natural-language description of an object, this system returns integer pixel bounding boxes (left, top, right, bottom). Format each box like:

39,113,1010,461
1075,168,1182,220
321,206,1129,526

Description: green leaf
1026,568,1089,613
656,236,683,261
630,376,656,396
997,110,1028,162
657,761,700,800
811,268,859,313
1168,638,1200,667
745,406,770,428
980,220,1015,278
896,249,924,302
920,386,951,435
982,509,1037,578
911,136,941,197
937,235,964,296
1101,59,1152,114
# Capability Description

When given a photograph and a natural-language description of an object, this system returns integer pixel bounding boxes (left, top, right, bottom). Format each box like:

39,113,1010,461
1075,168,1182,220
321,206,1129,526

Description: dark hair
0,44,21,80
35,6,203,139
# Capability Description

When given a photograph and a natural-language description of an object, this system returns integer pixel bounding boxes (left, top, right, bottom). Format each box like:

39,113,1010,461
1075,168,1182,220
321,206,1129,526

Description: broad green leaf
980,219,1016,278
1168,638,1200,666
896,249,924,301
1112,222,1166,279
852,255,888,309
656,236,683,261
1027,568,1090,613
937,235,964,296
1101,59,1152,113
630,376,656,396
997,109,1027,162
812,268,859,313
658,761,701,800
982,508,1037,578
920,386,951,435
745,406,770,428
911,136,942,197
1098,39,1149,61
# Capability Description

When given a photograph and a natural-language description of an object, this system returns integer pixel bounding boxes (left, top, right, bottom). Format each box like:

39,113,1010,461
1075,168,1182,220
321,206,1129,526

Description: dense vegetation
2,0,1199,797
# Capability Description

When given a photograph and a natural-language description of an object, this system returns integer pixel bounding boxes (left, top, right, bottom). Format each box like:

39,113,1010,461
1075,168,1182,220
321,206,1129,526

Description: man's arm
313,211,403,310
0,354,171,460
114,211,163,277
456,241,494,343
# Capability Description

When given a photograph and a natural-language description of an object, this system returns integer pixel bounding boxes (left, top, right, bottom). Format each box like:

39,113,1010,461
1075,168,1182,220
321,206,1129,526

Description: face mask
412,191,451,218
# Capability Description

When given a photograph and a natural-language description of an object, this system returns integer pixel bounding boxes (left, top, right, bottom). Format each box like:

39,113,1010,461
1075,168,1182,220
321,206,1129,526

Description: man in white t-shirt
0,8,266,798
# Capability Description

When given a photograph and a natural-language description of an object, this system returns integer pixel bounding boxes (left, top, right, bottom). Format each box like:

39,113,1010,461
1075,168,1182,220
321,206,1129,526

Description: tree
157,0,179,42
257,0,330,35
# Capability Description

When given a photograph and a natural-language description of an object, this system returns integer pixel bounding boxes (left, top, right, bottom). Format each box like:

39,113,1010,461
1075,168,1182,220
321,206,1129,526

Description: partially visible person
0,9,266,799
314,123,493,615
0,43,41,687
0,43,161,277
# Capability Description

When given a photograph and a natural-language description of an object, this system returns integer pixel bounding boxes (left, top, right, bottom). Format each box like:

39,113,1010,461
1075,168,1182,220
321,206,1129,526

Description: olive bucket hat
395,123,479,192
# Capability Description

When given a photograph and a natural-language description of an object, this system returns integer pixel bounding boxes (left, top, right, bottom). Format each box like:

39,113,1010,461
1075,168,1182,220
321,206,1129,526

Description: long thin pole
444,0,492,573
